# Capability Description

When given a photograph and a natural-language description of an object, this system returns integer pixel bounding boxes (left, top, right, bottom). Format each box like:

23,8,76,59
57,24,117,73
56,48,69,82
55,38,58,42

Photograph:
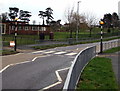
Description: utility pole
76,1,81,41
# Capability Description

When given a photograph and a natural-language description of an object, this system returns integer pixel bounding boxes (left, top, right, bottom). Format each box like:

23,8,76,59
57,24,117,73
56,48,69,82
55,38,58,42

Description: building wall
2,21,50,35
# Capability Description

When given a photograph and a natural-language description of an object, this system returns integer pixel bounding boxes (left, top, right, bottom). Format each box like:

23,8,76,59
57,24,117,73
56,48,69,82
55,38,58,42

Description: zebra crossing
31,50,78,56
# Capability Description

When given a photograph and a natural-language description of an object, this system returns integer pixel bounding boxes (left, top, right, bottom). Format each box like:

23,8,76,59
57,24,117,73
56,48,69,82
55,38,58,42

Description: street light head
100,21,104,25
15,18,19,21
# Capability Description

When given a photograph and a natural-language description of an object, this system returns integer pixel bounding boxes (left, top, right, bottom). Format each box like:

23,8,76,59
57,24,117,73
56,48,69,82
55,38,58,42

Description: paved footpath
99,52,120,88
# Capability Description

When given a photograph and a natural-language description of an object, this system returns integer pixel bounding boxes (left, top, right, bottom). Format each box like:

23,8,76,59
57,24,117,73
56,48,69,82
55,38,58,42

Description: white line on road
2,53,23,57
43,51,55,54
0,55,51,73
0,65,11,73
41,67,70,90
32,57,38,61
32,51,44,54
65,52,77,56
54,51,66,55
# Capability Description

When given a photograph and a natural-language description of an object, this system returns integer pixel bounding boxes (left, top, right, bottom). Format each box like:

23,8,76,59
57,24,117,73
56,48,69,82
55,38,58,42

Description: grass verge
32,37,120,50
1,49,19,56
76,57,119,90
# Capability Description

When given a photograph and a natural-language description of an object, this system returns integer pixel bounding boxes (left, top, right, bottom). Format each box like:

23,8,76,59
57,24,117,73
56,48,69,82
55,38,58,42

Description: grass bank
103,46,120,53
1,49,18,56
76,57,118,90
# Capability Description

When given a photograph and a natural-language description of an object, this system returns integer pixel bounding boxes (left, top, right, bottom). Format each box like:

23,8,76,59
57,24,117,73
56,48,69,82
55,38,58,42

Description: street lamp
14,18,19,51
76,1,81,41
99,20,104,53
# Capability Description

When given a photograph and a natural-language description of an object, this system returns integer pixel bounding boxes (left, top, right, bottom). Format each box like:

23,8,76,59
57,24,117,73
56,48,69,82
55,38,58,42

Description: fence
103,39,120,51
63,46,96,90
63,39,120,90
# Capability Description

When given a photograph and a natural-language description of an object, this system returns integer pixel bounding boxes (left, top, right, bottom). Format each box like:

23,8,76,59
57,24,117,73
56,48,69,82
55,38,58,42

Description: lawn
76,57,119,90
1,49,19,56
103,46,120,53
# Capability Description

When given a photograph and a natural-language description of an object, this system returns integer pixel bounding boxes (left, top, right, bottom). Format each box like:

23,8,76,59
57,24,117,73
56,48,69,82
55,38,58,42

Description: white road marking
41,67,70,90
2,53,23,57
0,55,50,73
0,65,11,73
12,61,31,65
44,51,55,54
32,51,44,54
32,57,38,61
65,52,77,56
54,51,66,55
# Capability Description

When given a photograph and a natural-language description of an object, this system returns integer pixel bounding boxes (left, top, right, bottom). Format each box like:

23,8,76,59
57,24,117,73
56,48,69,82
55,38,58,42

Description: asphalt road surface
1,39,119,90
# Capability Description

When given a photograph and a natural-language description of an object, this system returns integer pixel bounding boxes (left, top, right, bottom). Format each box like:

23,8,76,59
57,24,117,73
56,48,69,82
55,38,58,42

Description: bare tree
64,6,76,38
32,20,36,25
64,7,88,38
83,12,97,37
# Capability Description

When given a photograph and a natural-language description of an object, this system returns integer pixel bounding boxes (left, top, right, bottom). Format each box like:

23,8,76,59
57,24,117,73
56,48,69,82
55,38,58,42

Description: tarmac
1,42,120,89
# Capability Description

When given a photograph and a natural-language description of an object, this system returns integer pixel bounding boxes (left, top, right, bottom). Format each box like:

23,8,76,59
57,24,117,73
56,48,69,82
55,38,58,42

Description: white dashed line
32,51,44,54
65,53,77,56
54,51,66,55
44,51,55,54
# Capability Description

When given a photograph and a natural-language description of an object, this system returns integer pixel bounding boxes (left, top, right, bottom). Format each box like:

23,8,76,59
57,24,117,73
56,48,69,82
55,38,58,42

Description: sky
0,0,120,24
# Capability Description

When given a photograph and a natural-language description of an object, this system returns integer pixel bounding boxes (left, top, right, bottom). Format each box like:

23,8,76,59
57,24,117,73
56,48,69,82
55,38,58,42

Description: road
1,39,119,90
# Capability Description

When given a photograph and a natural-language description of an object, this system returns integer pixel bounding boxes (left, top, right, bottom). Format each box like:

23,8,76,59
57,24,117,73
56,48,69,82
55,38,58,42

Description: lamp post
76,1,81,41
99,20,104,53
14,18,18,51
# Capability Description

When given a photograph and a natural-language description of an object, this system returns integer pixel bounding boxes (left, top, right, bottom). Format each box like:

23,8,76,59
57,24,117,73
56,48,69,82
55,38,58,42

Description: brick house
0,21,50,35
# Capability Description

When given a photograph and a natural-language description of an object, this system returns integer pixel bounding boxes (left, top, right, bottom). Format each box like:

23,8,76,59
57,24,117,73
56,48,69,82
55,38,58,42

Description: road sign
10,41,15,47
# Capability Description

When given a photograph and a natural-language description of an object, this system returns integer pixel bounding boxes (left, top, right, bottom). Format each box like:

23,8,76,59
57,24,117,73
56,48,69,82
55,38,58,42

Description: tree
64,7,74,38
112,12,119,28
83,12,97,37
45,7,54,25
103,13,112,33
38,11,46,25
0,12,9,22
32,20,36,25
64,7,89,38
19,10,31,22
9,7,19,21
50,19,61,32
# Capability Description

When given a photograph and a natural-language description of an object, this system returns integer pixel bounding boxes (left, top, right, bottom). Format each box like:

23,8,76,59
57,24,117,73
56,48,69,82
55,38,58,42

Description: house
0,21,50,35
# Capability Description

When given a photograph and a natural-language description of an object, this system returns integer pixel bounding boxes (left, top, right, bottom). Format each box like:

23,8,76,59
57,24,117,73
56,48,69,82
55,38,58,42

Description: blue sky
0,0,120,24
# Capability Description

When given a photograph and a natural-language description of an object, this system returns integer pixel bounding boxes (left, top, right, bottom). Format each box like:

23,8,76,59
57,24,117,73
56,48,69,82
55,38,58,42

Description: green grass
1,49,19,56
77,57,118,90
103,46,120,53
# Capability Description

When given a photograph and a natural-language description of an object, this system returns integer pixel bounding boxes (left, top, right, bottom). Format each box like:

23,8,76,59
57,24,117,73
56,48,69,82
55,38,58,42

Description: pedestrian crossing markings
32,50,77,56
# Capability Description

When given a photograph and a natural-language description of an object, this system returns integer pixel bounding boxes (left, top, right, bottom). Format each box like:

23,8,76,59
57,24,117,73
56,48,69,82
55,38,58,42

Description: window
42,27,46,31
25,26,29,30
32,26,37,31
12,26,14,30
18,26,22,30
38,27,41,31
